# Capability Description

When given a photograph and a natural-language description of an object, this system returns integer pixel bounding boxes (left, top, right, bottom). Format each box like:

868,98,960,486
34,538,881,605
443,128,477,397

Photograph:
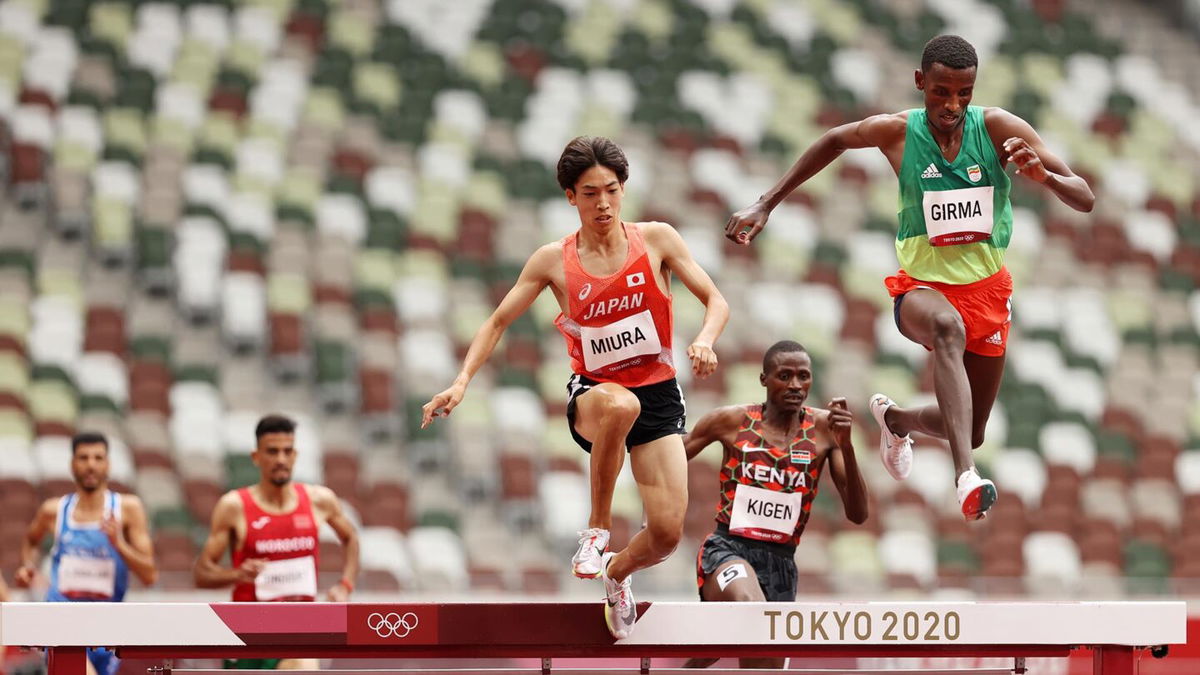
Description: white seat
183,164,231,216
878,529,936,587
1175,452,1200,494
585,70,636,119
105,436,135,487
174,217,228,319
0,438,37,481
92,161,141,205
1123,209,1177,264
186,4,230,53
1130,479,1180,531
234,6,280,53
433,90,487,142
538,471,590,542
491,386,547,445
12,104,54,149
169,382,224,458
33,436,74,482
75,352,129,407
24,28,77,101
907,447,956,508
1080,479,1129,528
227,192,274,241
221,272,266,348
417,141,470,189
1039,421,1097,473
315,194,367,245
0,1,38,44
364,166,415,217
407,526,469,591
1023,531,1082,595
359,526,415,588
156,82,205,131
831,48,880,105
1013,285,1059,333
249,60,307,131
399,329,456,396
992,448,1047,509
236,138,284,187
392,277,447,327
1047,368,1105,422
58,106,103,155
28,296,82,369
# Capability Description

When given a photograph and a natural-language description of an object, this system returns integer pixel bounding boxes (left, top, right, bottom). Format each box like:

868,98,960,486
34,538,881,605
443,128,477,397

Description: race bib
59,554,116,598
727,483,804,543
255,556,317,601
923,186,994,246
580,309,661,371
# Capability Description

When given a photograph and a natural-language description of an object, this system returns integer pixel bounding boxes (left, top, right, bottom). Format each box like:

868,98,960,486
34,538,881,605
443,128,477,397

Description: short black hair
921,35,978,72
255,414,296,439
762,340,808,372
71,432,108,456
556,136,629,192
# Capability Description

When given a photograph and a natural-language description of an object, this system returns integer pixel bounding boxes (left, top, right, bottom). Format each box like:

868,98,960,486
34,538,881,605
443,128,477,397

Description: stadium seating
0,0,1197,599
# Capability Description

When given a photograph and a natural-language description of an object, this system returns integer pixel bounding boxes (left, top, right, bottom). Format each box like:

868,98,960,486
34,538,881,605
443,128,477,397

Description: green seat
174,364,218,385
417,510,459,532
225,454,259,490
130,335,171,364
314,340,350,384
152,506,195,534
1123,540,1170,595
937,539,980,574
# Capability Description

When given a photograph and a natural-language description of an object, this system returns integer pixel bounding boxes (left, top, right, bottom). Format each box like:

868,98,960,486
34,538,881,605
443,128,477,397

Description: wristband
337,577,355,593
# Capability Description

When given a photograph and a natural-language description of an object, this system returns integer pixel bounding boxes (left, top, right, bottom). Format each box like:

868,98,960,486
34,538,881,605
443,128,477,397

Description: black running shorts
565,374,686,453
696,525,798,602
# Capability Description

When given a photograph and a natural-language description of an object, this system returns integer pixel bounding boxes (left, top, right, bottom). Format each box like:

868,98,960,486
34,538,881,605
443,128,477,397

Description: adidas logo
985,331,1003,346
921,163,942,179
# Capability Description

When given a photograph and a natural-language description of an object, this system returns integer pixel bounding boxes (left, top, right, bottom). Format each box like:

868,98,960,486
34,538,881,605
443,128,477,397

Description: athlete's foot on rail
572,528,610,579
601,552,636,639
957,467,997,520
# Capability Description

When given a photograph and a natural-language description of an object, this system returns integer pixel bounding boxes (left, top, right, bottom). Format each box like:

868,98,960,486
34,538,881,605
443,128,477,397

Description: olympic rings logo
366,611,419,638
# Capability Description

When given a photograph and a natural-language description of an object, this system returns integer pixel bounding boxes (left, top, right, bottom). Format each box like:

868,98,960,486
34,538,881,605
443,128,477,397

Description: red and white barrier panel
0,601,1185,674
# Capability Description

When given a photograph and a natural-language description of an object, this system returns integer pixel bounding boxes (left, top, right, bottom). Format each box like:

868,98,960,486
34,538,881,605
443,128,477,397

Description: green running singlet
895,106,1013,285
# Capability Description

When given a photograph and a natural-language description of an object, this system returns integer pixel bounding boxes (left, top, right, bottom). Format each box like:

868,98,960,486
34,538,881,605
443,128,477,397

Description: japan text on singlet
554,223,676,388
48,491,129,602
713,405,823,547
232,484,320,602
895,106,1013,285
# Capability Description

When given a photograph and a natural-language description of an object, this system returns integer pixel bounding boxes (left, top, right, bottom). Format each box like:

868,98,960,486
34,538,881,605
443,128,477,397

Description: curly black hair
921,35,978,72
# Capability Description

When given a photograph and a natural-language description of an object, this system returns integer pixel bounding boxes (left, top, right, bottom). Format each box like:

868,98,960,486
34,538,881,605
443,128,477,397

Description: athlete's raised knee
644,517,684,559
592,386,641,424
929,310,965,349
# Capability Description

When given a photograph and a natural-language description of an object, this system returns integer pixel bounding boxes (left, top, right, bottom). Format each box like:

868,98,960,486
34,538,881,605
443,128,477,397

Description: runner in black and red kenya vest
194,414,360,671
683,341,869,670
421,136,730,640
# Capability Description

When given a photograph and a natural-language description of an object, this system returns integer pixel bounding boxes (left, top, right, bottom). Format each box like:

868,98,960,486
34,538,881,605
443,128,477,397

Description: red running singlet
713,405,823,547
232,484,320,602
554,223,675,388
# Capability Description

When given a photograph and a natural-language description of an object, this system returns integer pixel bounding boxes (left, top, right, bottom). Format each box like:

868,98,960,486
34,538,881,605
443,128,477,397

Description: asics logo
579,283,592,301
367,611,419,638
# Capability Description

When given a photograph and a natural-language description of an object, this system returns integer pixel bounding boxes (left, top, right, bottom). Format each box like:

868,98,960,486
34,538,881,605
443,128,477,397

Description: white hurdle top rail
0,601,1186,675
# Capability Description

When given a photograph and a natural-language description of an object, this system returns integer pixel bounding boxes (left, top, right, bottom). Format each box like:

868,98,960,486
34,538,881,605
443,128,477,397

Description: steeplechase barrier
0,601,1185,674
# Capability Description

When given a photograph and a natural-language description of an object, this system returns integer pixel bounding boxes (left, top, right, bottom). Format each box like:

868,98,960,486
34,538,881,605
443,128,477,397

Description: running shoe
572,527,610,579
957,467,997,520
870,393,913,480
601,552,636,639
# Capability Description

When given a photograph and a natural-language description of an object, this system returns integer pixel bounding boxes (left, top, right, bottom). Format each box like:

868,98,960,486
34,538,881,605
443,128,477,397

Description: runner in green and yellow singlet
724,35,1094,521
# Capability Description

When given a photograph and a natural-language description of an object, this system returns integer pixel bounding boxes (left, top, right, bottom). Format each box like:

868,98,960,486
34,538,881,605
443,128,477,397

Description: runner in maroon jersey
684,341,868,669
195,415,359,670
421,136,729,639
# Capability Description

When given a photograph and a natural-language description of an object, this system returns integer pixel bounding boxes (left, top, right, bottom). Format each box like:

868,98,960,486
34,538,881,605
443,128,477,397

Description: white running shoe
601,552,636,639
870,393,913,480
956,467,997,521
572,527,610,579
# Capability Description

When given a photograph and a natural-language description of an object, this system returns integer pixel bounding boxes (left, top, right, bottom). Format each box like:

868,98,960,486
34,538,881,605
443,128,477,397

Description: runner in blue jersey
14,433,158,675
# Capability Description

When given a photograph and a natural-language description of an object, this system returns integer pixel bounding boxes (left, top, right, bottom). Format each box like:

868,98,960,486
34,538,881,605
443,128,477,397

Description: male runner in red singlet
724,35,1094,520
422,136,729,639
683,340,867,669
195,415,359,670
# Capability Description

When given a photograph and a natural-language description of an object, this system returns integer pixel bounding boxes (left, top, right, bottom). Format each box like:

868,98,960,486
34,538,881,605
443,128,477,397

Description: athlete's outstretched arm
683,406,743,461
317,487,360,601
13,498,56,587
726,113,907,244
105,496,157,586
194,493,260,588
822,399,869,524
646,223,729,378
420,245,555,427
986,108,1094,213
